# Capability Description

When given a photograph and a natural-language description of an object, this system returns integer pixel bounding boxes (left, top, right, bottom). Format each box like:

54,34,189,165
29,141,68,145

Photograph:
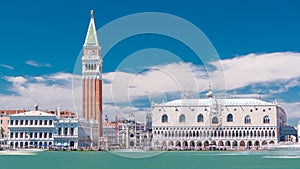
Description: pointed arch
244,115,251,124
227,114,233,122
179,114,185,123
197,114,204,122
161,114,168,123
263,115,270,124
212,117,218,124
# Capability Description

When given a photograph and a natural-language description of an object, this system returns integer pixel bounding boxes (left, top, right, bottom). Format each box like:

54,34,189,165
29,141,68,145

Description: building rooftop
11,110,55,117
156,98,275,107
0,110,26,115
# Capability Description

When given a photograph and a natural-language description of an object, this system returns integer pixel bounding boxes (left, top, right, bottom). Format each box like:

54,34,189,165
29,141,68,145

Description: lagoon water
1,150,300,169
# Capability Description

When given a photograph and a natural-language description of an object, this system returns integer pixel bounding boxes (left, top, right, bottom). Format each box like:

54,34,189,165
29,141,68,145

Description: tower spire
84,10,99,46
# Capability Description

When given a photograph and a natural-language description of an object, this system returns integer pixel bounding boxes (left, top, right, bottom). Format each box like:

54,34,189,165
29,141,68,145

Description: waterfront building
54,108,79,149
102,114,149,150
54,118,78,149
151,90,287,150
279,125,297,142
8,107,57,149
0,110,26,147
79,10,102,145
4,106,79,149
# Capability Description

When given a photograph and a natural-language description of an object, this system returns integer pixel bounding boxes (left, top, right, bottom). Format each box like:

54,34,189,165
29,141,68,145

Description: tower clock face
88,50,94,55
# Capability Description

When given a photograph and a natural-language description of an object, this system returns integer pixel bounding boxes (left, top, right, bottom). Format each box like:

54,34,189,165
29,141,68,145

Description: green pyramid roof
84,11,99,46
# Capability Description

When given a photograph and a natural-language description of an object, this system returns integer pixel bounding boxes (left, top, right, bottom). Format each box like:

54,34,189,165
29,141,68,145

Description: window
227,114,233,122
49,133,52,138
20,120,23,125
10,120,13,125
179,114,185,123
30,120,33,125
197,114,204,122
162,114,168,123
49,120,53,125
64,128,68,135
39,120,42,125
35,120,38,125
263,115,270,124
70,128,74,135
244,115,251,124
25,120,28,125
44,120,47,125
58,128,61,136
212,117,218,124
15,120,19,125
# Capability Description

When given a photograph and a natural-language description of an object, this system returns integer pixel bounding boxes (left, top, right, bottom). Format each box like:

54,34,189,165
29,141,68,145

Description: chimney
57,106,61,119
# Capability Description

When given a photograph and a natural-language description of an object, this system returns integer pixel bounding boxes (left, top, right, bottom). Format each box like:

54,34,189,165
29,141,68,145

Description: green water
1,150,300,169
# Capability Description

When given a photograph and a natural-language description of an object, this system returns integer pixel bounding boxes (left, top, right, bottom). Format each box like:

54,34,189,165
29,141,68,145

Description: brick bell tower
82,10,102,141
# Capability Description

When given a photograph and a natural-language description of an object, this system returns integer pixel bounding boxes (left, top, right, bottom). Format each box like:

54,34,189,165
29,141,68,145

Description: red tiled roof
0,110,26,115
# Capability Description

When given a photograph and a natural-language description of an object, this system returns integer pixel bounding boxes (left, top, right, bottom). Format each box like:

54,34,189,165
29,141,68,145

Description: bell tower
82,10,102,141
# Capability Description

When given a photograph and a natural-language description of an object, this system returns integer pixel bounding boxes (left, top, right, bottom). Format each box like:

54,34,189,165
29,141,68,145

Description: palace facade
151,90,287,150
7,107,78,149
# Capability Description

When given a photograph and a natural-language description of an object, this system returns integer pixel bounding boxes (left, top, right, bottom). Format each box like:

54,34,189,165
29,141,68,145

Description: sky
0,0,299,125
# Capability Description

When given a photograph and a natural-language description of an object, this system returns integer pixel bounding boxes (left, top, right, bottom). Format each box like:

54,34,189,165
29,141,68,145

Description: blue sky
0,0,299,124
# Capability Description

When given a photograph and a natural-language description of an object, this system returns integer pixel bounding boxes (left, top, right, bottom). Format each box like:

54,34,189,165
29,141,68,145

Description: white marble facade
8,110,79,149
8,110,56,149
152,95,286,150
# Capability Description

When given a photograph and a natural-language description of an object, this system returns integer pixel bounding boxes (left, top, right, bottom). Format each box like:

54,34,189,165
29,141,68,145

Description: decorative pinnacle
208,80,212,90
90,10,94,18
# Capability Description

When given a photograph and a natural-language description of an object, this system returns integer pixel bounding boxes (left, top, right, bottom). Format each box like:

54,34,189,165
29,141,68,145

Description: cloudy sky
0,1,299,125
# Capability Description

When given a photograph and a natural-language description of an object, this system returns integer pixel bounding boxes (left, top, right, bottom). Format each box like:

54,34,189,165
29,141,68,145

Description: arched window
212,117,218,124
179,114,185,123
263,115,270,124
244,115,251,124
197,114,204,122
161,114,168,123
227,114,233,122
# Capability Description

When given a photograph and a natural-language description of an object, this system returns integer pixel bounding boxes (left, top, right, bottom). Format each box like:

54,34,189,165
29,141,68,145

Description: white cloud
34,76,46,82
211,52,300,90
26,60,51,67
103,62,208,105
5,76,27,85
0,64,14,70
0,73,76,112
